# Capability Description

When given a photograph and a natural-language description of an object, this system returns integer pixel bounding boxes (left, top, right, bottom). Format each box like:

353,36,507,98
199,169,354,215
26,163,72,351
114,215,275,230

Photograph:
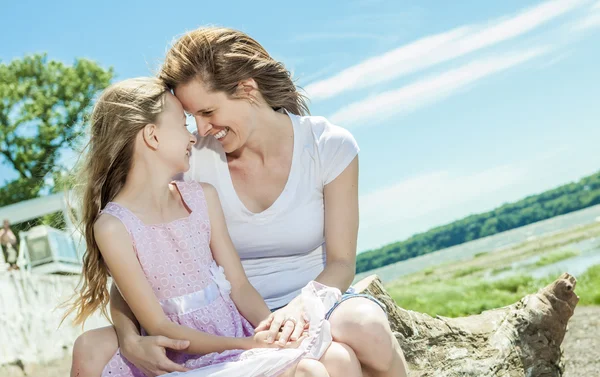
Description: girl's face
174,79,256,154
154,93,197,173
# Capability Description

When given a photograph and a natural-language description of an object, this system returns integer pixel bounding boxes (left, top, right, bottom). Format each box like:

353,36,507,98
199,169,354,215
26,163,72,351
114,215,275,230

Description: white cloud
329,47,550,127
305,0,587,101
539,50,572,68
571,11,600,30
304,27,470,100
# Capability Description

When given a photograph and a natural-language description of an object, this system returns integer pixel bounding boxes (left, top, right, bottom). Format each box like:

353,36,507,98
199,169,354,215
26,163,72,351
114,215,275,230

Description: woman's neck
228,108,292,164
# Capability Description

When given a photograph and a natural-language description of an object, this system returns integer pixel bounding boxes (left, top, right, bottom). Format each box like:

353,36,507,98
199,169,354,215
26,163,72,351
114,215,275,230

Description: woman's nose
196,117,213,137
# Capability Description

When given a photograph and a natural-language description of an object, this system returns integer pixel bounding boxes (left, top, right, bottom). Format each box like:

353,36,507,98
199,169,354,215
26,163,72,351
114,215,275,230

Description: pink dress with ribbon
100,181,340,377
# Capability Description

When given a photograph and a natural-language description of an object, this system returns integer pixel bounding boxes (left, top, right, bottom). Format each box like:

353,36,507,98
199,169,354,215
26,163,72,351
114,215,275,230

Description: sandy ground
2,306,598,377
562,306,600,377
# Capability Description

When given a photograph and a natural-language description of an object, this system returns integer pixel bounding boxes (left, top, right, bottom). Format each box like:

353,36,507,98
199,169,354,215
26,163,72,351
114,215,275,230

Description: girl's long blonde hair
62,77,167,326
159,26,309,116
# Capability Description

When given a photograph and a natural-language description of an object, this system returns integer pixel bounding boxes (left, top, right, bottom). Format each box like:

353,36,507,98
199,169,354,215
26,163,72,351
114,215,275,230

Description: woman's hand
121,334,190,377
254,296,309,346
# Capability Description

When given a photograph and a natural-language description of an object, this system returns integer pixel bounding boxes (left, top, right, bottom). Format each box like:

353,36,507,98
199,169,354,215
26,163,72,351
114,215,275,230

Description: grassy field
386,222,600,318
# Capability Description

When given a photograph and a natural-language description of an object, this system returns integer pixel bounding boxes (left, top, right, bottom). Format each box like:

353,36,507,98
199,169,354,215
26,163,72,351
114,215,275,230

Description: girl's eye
203,110,213,116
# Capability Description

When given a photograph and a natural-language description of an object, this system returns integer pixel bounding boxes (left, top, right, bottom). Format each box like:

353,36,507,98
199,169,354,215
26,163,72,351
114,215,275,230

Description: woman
71,27,408,377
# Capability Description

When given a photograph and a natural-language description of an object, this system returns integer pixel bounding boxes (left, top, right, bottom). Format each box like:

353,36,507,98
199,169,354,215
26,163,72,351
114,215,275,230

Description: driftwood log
354,273,579,377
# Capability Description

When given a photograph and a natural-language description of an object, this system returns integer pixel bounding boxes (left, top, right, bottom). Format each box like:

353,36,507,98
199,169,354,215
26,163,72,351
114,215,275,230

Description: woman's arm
257,156,359,343
95,214,259,355
315,155,359,291
109,283,141,344
201,183,272,327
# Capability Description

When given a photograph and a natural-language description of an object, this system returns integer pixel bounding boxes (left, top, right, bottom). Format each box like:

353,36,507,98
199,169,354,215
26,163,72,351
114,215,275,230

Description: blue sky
2,0,600,252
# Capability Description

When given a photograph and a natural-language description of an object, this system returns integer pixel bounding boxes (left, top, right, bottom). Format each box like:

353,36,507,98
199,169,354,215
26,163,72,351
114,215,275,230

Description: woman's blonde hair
159,26,309,116
62,77,167,326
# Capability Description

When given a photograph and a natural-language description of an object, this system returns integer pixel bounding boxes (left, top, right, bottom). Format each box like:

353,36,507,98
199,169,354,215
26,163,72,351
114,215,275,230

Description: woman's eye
203,110,213,116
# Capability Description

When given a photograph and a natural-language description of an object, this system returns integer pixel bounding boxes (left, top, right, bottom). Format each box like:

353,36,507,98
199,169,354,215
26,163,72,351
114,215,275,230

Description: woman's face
174,79,255,154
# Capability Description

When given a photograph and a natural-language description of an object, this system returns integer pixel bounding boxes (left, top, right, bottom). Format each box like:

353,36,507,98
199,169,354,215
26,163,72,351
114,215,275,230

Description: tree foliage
0,54,113,207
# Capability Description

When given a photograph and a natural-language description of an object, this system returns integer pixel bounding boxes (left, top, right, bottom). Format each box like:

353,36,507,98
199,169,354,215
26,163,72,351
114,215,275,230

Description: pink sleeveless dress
100,181,255,377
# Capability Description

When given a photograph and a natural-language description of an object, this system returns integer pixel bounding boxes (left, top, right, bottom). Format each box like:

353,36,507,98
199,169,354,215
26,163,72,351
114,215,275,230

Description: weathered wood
355,273,579,377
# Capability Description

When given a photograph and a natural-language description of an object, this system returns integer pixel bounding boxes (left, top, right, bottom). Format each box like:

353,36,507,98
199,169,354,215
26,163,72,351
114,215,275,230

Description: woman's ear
237,78,259,98
142,123,159,150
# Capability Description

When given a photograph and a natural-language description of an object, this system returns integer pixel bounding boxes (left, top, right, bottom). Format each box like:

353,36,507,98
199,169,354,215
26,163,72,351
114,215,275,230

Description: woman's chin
222,142,240,154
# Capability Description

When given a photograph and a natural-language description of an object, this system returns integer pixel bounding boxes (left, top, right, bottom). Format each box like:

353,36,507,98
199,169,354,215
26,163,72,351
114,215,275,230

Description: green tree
0,54,113,207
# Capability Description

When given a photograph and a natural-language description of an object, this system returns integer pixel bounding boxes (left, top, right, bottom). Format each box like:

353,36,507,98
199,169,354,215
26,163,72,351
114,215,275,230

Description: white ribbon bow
209,261,232,297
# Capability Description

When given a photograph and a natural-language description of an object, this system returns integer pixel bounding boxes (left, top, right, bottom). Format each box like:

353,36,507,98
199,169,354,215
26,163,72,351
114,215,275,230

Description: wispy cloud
571,1,600,30
330,47,550,127
305,0,587,101
296,62,343,88
539,50,572,68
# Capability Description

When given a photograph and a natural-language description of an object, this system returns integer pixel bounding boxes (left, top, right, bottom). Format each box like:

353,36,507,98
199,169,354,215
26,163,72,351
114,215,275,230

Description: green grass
491,266,512,275
388,263,600,317
577,264,600,306
452,266,484,278
534,249,580,267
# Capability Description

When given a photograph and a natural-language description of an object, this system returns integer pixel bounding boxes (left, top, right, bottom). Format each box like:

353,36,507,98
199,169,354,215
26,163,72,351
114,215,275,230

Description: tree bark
354,273,579,377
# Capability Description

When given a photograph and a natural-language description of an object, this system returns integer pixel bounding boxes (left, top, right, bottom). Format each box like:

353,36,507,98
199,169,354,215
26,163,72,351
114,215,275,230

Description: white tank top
184,111,359,309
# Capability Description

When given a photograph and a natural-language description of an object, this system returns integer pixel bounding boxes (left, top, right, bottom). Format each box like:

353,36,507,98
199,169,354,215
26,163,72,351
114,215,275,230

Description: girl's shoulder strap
173,180,209,216
100,202,141,237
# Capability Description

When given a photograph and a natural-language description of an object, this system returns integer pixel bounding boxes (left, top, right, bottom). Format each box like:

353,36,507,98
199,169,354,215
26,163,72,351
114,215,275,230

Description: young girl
64,77,344,377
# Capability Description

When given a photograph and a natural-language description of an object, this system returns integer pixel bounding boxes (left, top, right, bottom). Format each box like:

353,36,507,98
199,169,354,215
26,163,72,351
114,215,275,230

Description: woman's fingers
266,314,285,343
156,359,190,374
254,313,274,333
289,317,306,341
278,320,296,345
155,336,190,351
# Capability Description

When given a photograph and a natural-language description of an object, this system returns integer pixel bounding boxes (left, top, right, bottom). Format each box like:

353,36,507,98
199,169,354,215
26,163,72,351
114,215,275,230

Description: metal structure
0,192,84,274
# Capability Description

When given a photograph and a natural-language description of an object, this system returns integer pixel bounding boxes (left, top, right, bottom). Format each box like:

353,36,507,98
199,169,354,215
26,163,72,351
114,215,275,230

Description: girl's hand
250,330,308,349
254,296,309,346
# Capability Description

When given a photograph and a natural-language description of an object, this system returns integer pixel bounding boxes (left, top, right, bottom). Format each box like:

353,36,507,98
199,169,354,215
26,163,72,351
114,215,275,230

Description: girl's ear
142,123,159,150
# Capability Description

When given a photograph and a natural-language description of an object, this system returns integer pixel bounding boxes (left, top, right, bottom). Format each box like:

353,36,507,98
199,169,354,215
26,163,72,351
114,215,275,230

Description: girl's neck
116,160,177,214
